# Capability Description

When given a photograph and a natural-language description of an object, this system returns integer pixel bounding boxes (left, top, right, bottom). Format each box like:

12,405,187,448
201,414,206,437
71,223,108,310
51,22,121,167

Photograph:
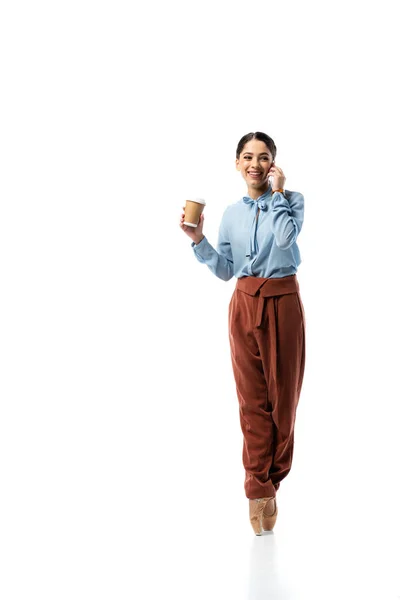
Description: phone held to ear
268,163,275,188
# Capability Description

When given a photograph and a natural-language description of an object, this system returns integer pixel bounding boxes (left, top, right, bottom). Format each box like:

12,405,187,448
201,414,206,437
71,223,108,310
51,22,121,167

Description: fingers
270,166,284,175
179,208,204,237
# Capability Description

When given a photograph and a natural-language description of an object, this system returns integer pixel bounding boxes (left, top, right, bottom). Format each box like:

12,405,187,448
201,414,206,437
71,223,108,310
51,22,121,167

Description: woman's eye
244,156,269,161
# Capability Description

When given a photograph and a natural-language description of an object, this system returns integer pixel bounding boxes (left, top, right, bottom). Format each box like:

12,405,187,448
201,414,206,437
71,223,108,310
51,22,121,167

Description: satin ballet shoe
249,496,276,535
261,496,278,531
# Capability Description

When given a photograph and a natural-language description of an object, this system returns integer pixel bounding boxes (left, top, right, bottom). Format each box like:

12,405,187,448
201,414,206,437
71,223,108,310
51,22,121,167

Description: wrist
272,188,284,194
194,234,205,245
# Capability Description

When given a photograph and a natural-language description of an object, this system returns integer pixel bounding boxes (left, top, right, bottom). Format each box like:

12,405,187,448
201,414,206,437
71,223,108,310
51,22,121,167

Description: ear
235,159,240,171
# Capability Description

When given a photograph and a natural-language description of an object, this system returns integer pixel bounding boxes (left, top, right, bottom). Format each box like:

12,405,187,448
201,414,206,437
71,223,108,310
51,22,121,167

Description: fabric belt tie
256,294,278,389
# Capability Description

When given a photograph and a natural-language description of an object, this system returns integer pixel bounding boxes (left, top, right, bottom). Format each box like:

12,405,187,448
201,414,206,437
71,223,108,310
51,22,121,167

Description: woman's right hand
179,207,205,245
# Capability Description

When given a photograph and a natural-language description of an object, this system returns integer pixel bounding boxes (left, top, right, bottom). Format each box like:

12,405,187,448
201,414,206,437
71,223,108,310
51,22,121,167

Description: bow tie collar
242,190,271,210
242,189,272,259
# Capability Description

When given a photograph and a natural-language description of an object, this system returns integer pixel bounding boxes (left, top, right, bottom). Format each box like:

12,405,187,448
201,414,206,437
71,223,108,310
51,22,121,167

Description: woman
179,132,306,535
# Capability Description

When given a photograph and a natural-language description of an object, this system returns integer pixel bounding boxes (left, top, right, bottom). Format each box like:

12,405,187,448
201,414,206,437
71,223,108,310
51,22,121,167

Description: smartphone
268,163,275,187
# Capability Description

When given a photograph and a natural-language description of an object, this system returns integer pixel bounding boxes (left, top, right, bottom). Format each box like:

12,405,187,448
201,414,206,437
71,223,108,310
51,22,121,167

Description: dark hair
236,132,277,162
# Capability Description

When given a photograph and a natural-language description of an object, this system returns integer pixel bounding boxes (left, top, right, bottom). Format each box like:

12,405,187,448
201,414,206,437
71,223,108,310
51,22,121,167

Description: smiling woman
179,131,306,536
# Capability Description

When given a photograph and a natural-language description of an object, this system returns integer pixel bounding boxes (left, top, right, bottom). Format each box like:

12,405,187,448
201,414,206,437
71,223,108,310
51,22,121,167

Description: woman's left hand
268,165,286,190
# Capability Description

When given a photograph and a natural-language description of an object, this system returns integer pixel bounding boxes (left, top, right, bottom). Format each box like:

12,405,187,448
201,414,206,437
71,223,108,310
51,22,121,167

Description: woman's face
236,139,274,192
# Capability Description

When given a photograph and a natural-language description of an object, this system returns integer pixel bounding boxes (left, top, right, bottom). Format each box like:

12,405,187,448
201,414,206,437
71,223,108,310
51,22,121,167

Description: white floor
1,453,399,600
2,354,399,599
133,479,400,600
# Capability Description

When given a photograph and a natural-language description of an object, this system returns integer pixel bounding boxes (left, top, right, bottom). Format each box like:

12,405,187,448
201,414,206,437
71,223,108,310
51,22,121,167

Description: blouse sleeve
191,207,234,281
271,191,304,250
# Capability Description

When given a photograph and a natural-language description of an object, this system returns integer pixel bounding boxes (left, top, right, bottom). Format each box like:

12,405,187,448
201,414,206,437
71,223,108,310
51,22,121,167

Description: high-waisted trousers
228,274,306,500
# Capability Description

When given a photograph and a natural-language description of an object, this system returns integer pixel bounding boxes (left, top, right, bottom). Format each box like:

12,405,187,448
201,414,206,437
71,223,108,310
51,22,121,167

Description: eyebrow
242,152,271,156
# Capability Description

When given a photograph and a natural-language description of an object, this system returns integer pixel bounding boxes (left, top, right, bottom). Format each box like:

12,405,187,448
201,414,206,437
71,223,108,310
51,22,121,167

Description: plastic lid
191,197,206,205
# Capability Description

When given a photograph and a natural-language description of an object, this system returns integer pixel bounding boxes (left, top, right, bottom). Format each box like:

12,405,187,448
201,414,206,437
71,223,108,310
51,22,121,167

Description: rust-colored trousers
228,274,306,500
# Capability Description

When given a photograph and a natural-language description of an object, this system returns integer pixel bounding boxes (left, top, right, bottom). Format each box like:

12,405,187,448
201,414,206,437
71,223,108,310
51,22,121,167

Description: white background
1,1,399,598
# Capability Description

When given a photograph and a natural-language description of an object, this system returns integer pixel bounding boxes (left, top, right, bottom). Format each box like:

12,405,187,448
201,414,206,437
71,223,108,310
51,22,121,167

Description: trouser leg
229,288,276,499
228,288,305,499
255,291,306,493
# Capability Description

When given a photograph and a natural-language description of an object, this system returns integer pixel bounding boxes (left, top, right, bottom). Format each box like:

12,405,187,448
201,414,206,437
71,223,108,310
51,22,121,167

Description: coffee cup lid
192,197,206,205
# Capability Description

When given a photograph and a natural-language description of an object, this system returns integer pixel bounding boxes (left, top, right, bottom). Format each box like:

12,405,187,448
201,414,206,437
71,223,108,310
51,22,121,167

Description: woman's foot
249,496,277,535
261,496,278,531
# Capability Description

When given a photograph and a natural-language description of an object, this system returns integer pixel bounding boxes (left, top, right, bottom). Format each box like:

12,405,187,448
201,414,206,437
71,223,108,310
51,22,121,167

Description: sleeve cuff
191,236,206,248
272,192,290,208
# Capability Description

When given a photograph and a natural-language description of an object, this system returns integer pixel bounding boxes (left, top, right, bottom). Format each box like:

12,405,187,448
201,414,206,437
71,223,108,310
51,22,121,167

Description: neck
247,183,271,200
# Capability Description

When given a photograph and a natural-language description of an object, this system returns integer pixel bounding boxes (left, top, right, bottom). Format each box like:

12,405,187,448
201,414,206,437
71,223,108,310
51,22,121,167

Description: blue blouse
191,186,304,280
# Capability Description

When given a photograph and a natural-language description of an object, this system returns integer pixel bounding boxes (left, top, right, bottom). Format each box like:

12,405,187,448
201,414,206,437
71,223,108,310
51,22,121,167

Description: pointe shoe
249,497,275,535
261,496,278,531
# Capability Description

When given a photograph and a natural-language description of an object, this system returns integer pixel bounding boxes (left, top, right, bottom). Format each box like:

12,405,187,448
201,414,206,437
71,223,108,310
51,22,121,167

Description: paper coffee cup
184,198,206,227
